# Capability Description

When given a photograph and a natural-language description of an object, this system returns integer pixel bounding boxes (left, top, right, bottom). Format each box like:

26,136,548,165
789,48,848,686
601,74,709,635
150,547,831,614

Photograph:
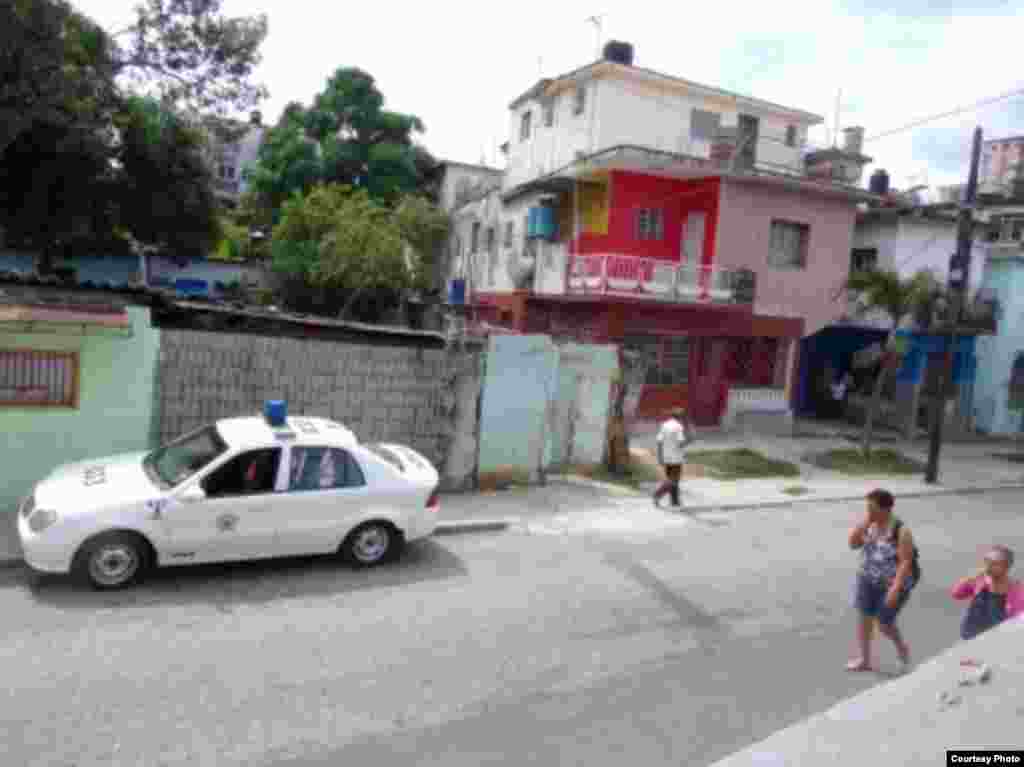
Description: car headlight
27,509,59,533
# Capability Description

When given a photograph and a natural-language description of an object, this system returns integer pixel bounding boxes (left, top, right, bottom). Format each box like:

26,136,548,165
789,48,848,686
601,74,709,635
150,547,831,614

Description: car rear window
365,444,404,472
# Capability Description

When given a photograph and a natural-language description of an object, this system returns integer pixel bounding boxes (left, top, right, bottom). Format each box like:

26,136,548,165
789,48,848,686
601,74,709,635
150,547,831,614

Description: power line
864,85,1024,143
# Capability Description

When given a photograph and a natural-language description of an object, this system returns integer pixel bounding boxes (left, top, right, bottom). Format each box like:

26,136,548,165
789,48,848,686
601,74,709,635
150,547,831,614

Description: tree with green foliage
246,68,438,216
0,0,268,271
0,0,117,155
1,94,221,271
110,0,268,132
112,95,221,256
2,0,268,153
269,184,448,321
846,268,943,455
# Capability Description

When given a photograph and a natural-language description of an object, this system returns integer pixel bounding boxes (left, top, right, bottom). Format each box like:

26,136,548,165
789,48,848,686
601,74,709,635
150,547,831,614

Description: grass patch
569,457,662,489
686,448,801,480
782,485,810,496
809,448,924,475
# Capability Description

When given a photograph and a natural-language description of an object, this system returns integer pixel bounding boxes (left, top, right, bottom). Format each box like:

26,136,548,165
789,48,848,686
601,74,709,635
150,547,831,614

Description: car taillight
426,489,440,511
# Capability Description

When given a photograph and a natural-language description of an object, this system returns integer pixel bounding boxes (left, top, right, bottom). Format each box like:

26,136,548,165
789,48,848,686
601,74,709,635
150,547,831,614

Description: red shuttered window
0,349,79,408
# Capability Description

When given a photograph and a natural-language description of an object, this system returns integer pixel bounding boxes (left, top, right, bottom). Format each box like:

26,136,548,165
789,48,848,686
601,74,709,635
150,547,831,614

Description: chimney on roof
250,110,262,127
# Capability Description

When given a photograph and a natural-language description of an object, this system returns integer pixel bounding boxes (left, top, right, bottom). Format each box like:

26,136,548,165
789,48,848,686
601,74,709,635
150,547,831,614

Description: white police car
17,401,441,589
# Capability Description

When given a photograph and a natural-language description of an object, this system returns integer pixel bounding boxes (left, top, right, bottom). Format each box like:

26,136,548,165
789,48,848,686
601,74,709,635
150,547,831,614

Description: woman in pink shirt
952,545,1024,641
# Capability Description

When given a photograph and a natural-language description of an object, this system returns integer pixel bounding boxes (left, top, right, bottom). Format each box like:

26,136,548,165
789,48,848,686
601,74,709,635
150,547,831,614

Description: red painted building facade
465,165,866,425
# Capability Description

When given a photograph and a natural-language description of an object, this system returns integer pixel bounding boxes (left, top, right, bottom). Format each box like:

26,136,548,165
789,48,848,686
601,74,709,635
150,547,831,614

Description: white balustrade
564,254,743,304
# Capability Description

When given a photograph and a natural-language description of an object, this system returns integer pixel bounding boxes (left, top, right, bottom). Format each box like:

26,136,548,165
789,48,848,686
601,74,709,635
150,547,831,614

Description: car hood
34,451,159,515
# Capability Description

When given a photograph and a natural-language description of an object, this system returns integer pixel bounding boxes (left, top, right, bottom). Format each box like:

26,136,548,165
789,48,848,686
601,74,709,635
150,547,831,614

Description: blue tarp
893,330,976,385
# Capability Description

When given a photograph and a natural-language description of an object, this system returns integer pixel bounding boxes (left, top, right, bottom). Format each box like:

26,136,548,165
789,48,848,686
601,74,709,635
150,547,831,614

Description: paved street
1,491,1021,766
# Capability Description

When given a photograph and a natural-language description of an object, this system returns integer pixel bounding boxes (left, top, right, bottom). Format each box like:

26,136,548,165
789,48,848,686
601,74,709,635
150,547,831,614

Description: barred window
0,349,79,407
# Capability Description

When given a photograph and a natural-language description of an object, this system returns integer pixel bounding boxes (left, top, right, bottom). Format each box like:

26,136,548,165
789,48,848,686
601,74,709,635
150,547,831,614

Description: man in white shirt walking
653,407,693,510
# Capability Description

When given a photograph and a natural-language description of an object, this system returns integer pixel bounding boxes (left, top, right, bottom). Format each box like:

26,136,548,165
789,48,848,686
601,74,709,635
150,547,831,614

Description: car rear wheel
74,532,149,590
341,522,402,567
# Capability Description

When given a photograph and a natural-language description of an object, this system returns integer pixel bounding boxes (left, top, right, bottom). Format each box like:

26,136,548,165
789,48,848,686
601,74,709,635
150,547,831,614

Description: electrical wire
863,85,1024,143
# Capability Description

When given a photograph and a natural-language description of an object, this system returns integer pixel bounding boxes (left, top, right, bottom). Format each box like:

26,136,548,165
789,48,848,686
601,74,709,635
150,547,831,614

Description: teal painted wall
974,258,1024,434
478,335,559,481
0,306,161,515
478,335,618,481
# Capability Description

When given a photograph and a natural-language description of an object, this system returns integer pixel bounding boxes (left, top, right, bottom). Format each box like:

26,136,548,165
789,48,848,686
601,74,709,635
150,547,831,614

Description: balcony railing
566,254,755,305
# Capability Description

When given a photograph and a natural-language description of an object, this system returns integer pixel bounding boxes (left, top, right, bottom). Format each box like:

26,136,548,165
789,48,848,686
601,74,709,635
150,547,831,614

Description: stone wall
156,329,484,490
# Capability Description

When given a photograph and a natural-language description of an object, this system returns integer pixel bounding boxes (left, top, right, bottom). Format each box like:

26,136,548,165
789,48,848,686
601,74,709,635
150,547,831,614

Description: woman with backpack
847,488,919,673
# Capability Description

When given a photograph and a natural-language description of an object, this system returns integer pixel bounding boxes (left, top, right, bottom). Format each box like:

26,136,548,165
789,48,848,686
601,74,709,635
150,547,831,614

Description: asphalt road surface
1,491,1020,767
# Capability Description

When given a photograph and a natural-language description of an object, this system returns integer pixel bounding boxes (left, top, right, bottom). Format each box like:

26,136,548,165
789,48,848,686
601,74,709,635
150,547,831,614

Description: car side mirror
179,484,206,503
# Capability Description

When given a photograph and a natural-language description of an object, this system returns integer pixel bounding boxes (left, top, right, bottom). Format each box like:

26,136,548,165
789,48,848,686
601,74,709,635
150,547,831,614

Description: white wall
439,165,503,213
504,83,595,190
503,73,810,189
533,240,569,295
853,215,986,296
447,190,556,298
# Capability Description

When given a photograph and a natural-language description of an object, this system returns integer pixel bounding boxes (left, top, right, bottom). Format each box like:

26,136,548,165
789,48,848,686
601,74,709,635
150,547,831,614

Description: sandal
897,645,911,670
846,658,873,672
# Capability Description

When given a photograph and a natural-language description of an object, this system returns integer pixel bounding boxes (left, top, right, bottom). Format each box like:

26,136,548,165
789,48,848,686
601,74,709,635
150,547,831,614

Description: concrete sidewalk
627,425,1024,510
3,433,1022,568
707,617,1024,767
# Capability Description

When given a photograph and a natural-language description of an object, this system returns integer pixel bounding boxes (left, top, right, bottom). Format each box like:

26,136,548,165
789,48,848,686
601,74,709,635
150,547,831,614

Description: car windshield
143,425,229,489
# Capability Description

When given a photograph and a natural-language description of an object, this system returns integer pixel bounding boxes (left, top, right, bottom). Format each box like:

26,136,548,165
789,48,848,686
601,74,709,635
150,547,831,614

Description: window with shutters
520,111,532,141
504,221,515,248
635,208,665,241
0,349,79,408
470,221,481,253
573,86,586,116
543,100,555,127
768,220,809,269
690,110,721,142
850,247,877,273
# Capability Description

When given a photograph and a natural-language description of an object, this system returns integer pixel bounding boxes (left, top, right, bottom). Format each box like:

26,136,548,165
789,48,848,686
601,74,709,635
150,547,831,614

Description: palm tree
846,268,942,455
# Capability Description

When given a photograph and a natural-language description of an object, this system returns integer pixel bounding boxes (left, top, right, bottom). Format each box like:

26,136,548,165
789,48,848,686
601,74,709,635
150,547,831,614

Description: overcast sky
77,0,1024,193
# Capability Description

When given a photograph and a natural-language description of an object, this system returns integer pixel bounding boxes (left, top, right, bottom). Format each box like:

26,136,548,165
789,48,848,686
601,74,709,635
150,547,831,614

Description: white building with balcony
442,41,875,428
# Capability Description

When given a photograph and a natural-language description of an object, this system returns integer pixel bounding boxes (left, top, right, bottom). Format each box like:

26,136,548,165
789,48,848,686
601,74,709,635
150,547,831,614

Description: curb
433,518,516,536
656,481,1024,515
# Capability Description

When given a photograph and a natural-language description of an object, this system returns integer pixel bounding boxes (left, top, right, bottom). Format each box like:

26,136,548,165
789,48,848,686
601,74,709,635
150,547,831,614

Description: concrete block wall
156,330,484,490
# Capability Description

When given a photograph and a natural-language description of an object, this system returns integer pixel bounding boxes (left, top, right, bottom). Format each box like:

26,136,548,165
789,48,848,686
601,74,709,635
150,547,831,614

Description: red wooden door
690,338,729,426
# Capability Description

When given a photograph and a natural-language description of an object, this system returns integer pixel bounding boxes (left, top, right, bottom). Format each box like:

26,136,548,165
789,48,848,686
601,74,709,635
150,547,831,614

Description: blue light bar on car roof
264,399,287,427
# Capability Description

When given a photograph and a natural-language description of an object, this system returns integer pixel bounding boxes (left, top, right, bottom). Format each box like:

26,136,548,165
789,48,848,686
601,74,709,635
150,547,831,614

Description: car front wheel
341,522,402,567
74,532,149,590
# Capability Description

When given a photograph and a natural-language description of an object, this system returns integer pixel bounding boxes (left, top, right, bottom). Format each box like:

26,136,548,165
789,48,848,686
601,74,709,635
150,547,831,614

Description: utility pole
924,126,983,484
585,15,604,59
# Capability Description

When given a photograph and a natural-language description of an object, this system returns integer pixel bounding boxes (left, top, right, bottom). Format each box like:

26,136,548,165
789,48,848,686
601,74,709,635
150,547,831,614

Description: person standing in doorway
653,407,693,511
847,489,918,673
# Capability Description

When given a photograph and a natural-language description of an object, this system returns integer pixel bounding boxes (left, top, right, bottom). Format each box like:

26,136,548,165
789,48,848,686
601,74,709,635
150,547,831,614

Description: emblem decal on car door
217,513,238,532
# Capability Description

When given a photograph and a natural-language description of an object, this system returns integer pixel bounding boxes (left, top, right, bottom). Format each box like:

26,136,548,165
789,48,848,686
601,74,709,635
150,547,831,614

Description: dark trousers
654,464,682,506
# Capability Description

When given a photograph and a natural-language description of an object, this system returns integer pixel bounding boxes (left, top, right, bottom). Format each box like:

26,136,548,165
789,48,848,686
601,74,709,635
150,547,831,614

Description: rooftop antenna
585,14,604,59
833,88,842,148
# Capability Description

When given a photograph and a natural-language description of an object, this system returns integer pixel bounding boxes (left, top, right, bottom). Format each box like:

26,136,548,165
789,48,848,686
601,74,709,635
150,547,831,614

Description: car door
161,447,284,564
275,445,373,556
